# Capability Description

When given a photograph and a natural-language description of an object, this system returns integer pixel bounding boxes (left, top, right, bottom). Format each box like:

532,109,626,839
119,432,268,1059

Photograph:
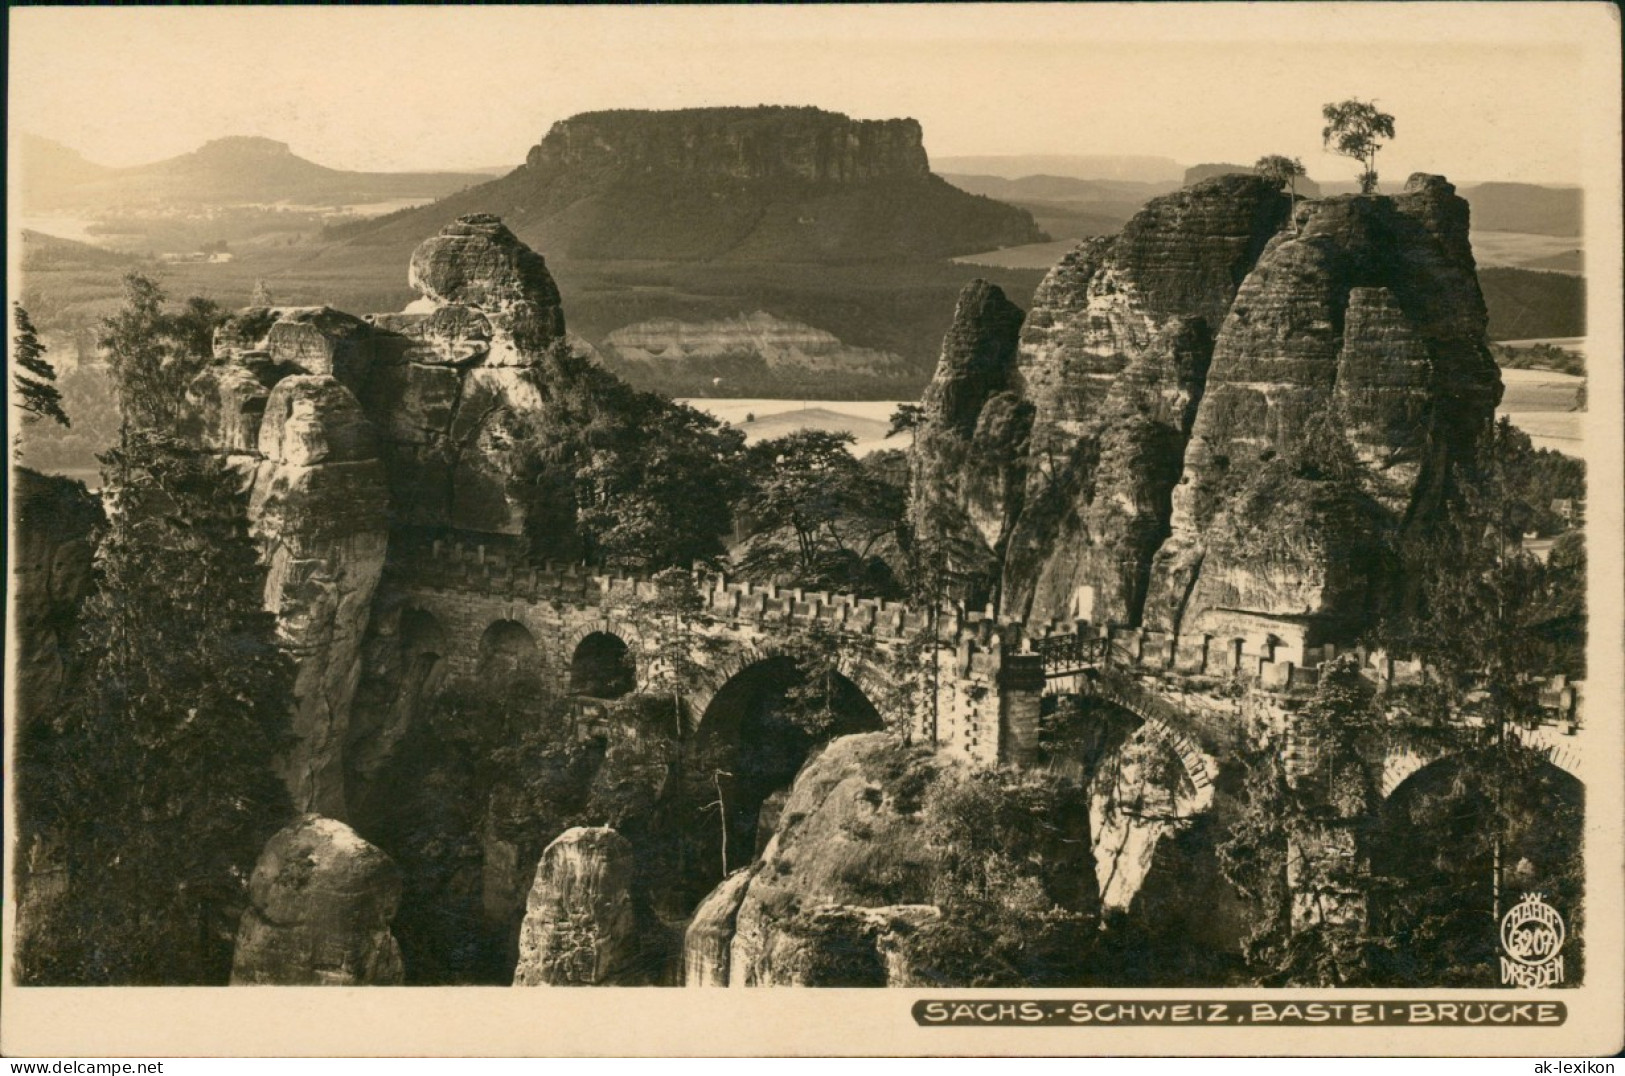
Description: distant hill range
1456,182,1581,237
20,229,138,270
950,158,1581,243
331,107,1045,262
942,173,1178,240
932,154,1185,184
17,134,490,210
1183,162,1324,198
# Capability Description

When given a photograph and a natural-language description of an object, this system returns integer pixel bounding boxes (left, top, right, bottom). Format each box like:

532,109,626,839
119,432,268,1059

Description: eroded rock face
1145,175,1501,642
910,173,1499,651
362,216,573,535
11,470,101,969
527,107,932,184
206,216,573,539
683,866,758,987
996,175,1288,626
190,218,593,816
231,815,405,985
406,213,565,354
908,281,1030,604
247,376,390,817
10,469,100,724
724,734,947,986
513,827,639,986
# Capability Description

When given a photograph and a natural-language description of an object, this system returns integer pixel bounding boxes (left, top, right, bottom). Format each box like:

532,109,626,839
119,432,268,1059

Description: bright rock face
230,815,405,985
512,827,639,986
910,173,1500,653
1144,175,1501,644
247,376,389,816
682,866,758,987
717,734,949,987
191,216,587,816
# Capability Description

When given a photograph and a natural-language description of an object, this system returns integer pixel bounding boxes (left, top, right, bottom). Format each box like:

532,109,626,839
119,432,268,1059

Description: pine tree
98,273,219,437
13,303,70,429
27,431,296,983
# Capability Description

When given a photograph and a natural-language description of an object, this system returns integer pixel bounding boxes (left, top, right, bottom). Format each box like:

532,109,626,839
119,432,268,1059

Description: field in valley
683,363,1587,460
677,399,911,457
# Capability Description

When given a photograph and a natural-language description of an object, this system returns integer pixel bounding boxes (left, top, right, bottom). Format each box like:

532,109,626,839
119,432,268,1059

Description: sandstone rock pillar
248,375,389,817
512,827,639,986
682,866,758,987
230,815,405,985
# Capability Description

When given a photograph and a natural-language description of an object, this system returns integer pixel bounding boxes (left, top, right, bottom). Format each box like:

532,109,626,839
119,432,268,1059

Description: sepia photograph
4,1,1621,1058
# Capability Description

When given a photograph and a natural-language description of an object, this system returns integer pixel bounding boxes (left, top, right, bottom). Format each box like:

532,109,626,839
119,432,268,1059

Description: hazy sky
8,4,1609,185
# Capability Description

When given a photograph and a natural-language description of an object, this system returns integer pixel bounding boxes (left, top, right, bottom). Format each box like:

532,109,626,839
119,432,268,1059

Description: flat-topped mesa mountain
911,173,1502,657
18,133,488,211
336,107,1044,262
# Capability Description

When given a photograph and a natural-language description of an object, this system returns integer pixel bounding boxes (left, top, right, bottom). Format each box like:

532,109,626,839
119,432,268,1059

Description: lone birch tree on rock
1322,99,1395,194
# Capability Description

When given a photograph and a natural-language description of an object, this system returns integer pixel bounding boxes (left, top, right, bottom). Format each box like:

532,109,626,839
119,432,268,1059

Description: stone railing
390,539,979,644
1019,619,1583,726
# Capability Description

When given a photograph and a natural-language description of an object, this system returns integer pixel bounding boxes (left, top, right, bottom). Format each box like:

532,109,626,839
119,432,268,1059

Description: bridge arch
1381,726,1583,799
689,650,887,882
1040,675,1222,913
1370,746,1584,981
1046,674,1220,806
689,644,903,732
477,618,540,682
569,630,636,700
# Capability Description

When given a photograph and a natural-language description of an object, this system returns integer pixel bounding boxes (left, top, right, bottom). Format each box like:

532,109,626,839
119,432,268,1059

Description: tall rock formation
512,827,640,986
910,173,1500,654
914,174,1288,624
230,815,405,985
367,213,569,536
340,107,1044,262
10,469,102,973
1144,175,1501,646
248,376,390,815
190,215,592,816
693,732,1096,987
908,280,1030,605
715,734,948,987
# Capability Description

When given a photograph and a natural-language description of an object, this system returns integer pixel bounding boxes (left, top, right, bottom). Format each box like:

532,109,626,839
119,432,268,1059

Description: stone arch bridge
364,538,1589,808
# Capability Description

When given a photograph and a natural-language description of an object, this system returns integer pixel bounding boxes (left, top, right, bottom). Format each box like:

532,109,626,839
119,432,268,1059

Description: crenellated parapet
391,536,1585,759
